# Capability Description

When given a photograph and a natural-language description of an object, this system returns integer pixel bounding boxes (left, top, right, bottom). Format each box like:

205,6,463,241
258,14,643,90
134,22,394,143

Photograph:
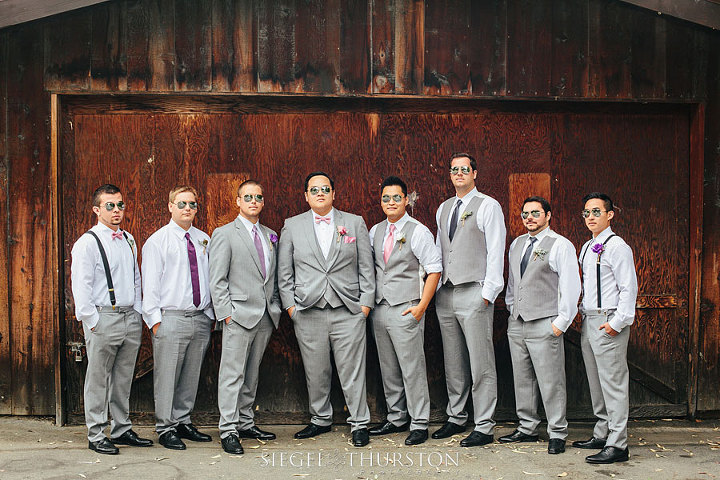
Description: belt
582,307,616,316
161,309,206,317
97,305,134,313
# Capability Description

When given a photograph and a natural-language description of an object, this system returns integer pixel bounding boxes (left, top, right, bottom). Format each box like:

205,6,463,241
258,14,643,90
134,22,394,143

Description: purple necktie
185,232,201,307
253,225,267,278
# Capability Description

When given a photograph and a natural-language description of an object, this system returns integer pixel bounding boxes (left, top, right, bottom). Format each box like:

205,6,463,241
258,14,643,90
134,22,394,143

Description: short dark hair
92,184,121,207
450,152,477,171
582,192,614,212
304,171,335,191
523,196,551,214
237,179,264,197
380,176,407,196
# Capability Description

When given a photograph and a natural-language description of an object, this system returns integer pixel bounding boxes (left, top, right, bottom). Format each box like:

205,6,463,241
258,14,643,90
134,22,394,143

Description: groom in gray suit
277,171,375,447
209,180,282,455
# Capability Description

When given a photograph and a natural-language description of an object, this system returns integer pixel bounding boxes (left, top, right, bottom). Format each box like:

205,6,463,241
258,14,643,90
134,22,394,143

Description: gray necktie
520,237,537,278
448,199,462,241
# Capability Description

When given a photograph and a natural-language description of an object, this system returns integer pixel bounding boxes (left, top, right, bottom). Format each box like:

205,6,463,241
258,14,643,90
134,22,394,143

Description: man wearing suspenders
433,153,507,447
574,192,638,464
70,184,152,454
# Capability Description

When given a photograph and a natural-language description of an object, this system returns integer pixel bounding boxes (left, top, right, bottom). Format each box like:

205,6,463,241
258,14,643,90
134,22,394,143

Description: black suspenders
87,230,134,310
580,234,616,309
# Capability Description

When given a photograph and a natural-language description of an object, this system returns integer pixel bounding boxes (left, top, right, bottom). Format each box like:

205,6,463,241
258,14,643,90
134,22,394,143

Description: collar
592,226,614,243
527,226,552,244
237,214,260,234
311,208,335,223
454,187,480,205
169,219,193,239
387,213,410,232
95,222,122,236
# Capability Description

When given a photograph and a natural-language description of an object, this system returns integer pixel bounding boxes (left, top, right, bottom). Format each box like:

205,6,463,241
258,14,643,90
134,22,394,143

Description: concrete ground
0,417,718,480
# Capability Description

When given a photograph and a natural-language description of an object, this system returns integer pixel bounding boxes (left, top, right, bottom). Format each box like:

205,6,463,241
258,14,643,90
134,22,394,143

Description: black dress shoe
111,429,154,447
368,421,410,436
460,431,494,447
294,423,332,439
405,429,428,445
585,446,629,464
572,437,607,449
176,423,212,442
88,438,119,455
159,431,187,450
237,426,276,441
548,438,566,454
431,422,467,439
352,428,370,447
221,434,244,455
498,429,539,443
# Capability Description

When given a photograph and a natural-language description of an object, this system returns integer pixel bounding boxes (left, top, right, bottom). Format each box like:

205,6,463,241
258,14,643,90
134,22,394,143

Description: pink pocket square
344,236,356,243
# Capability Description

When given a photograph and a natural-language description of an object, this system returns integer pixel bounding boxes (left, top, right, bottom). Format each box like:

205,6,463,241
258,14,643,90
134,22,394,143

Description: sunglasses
520,210,543,219
308,185,332,195
449,166,472,175
581,208,607,218
101,201,125,211
382,194,404,203
242,194,264,203
172,201,198,210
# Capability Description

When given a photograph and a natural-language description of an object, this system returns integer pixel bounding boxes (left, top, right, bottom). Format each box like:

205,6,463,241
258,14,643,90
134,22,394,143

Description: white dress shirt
369,213,442,274
70,222,141,330
435,187,507,302
505,227,582,332
311,208,335,258
579,226,638,332
237,214,271,274
141,220,214,328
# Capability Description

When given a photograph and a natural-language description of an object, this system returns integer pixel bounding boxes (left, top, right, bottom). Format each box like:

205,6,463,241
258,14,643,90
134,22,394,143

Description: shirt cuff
481,284,500,303
552,317,572,333
608,315,629,333
203,306,216,320
143,311,163,328
81,313,100,331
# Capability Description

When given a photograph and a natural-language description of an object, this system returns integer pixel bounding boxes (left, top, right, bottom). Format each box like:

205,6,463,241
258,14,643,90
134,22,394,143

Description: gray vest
438,195,487,285
508,233,558,321
373,220,421,306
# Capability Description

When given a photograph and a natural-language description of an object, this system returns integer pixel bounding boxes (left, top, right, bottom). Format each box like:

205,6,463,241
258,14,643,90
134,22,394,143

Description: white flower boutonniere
395,232,406,251
532,248,548,261
460,210,473,227
201,239,209,255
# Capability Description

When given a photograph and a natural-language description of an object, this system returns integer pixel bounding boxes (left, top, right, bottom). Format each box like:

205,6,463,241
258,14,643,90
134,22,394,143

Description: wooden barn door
59,96,691,423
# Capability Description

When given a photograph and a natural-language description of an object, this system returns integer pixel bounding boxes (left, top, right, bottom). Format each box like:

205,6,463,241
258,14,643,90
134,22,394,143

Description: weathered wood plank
175,0,212,91
7,23,55,415
294,0,342,93
507,173,551,238
506,0,552,96
211,0,256,92
393,0,424,94
630,9,666,99
666,20,710,100
423,0,471,95
468,0,507,96
126,0,175,91
257,0,297,92
588,0,633,98
0,30,11,414
44,9,92,91
90,0,128,91
338,0,370,94
550,0,588,97
371,0,395,93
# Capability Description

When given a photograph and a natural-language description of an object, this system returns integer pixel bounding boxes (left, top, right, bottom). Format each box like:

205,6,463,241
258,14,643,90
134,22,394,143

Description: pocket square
343,236,356,243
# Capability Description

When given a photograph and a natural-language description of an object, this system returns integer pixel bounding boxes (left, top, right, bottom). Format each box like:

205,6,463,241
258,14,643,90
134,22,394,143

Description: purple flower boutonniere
268,233,278,250
591,243,606,264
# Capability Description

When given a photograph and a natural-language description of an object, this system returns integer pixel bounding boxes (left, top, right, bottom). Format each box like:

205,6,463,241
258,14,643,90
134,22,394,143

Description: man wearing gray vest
277,172,375,447
367,176,442,446
433,153,506,447
71,184,152,454
209,180,281,455
502,196,581,455
573,192,637,464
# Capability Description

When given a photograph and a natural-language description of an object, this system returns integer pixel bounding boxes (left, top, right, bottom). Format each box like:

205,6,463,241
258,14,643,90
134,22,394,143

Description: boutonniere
336,225,347,243
127,238,136,253
591,243,605,263
268,233,278,250
532,248,548,261
460,210,473,226
395,231,406,250
201,239,208,255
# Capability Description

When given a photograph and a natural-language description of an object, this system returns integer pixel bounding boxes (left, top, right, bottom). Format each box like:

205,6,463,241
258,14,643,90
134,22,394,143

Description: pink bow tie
315,216,331,224
111,230,123,240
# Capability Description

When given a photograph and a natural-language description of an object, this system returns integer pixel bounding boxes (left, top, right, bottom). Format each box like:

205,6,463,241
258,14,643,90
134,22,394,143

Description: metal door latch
67,341,85,362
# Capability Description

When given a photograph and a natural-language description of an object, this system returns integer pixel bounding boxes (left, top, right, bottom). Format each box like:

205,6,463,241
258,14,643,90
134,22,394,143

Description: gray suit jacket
208,217,282,329
277,209,375,314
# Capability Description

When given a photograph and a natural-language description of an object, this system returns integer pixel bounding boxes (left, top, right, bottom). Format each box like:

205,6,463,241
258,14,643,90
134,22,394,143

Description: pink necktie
111,230,123,240
384,224,396,264
315,216,331,224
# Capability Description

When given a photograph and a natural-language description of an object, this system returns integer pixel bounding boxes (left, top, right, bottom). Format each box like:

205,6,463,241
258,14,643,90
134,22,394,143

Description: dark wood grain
588,0,633,98
550,0,588,97
666,20,709,100
371,0,395,93
211,0,256,92
90,1,128,91
393,0,424,94
175,0,212,91
44,9,92,91
423,0,471,95
257,0,297,92
126,0,175,91
630,8,666,99
0,31,10,414
507,173,551,238
506,0,552,96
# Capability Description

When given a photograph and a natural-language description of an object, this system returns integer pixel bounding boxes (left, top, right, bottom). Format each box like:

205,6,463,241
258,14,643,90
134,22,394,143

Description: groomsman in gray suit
277,172,375,447
574,192,637,464
209,180,282,455
502,196,581,455
142,186,214,450
71,184,152,455
368,176,442,446
433,153,506,447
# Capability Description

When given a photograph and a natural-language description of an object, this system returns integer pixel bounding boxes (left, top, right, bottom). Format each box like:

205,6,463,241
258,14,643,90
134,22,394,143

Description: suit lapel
325,209,342,268
303,210,327,269
234,217,264,277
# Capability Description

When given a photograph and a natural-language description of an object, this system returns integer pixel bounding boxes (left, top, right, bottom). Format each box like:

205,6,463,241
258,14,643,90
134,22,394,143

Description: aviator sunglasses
308,185,332,195
382,194,404,203
449,166,472,175
520,210,543,219
101,201,125,211
172,201,198,210
581,208,607,218
242,194,264,203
